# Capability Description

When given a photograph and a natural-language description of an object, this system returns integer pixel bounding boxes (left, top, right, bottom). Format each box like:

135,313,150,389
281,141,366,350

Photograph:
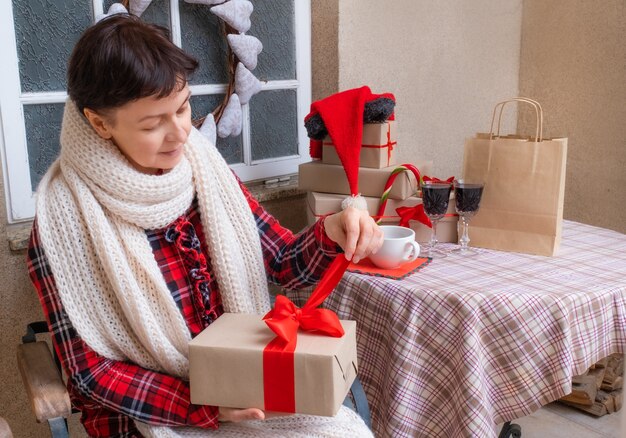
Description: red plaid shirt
27,181,340,437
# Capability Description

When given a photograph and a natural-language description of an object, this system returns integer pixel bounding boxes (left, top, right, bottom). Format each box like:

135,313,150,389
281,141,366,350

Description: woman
27,14,381,438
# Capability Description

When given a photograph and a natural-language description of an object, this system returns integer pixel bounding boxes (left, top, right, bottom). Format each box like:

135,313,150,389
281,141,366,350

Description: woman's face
85,84,192,174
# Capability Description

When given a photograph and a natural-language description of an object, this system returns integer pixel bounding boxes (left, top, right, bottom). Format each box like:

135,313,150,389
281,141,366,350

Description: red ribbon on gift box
396,204,432,228
262,255,350,412
383,122,395,166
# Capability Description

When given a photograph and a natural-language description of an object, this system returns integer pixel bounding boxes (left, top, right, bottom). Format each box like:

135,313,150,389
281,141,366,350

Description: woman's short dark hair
68,14,198,114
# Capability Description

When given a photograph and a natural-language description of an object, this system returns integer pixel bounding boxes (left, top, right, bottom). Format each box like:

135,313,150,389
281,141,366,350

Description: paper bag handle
489,97,543,142
496,97,544,141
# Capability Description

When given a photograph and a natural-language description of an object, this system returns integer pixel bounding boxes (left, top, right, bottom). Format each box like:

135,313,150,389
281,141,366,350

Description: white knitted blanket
36,101,371,437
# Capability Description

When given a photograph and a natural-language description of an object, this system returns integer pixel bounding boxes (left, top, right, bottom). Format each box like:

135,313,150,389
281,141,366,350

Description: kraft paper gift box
189,313,358,417
322,121,397,169
299,160,433,200
306,191,458,243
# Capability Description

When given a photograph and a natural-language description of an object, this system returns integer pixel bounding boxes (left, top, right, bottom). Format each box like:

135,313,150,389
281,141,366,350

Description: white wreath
98,0,264,145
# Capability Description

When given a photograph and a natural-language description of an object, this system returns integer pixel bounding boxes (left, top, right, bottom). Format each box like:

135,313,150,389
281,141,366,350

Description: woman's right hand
218,407,265,422
218,407,293,422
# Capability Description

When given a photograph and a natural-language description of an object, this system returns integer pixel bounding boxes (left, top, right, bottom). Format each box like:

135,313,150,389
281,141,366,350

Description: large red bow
263,295,344,345
263,255,349,345
396,204,432,228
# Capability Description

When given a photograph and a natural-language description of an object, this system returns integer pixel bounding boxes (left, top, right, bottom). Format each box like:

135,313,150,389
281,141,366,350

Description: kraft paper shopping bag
463,98,567,256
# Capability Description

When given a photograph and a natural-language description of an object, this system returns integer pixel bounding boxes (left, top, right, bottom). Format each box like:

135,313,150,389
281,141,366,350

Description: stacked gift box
299,120,458,244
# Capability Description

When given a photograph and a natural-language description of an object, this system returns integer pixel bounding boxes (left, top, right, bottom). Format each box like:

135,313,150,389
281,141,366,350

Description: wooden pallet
559,353,623,417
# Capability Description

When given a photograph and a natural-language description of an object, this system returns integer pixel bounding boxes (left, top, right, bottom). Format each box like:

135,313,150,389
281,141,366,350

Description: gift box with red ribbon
306,191,458,243
298,160,432,200
189,314,357,416
322,121,397,169
189,257,358,417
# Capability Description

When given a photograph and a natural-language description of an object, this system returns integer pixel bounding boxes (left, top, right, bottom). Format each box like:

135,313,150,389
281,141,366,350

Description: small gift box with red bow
189,258,358,417
322,121,397,169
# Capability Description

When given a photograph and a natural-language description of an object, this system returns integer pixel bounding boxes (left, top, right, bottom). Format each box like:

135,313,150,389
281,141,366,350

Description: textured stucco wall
518,0,626,233
311,0,339,100
336,0,523,179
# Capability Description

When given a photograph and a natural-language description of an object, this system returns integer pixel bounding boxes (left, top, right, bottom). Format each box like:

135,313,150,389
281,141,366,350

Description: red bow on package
422,175,455,184
396,204,432,228
263,256,348,345
262,255,350,412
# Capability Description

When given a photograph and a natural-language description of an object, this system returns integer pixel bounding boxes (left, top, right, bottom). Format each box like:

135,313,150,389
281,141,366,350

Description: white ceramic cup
369,225,421,269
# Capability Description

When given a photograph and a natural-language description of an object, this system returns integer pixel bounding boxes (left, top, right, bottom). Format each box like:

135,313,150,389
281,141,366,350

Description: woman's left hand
323,207,384,263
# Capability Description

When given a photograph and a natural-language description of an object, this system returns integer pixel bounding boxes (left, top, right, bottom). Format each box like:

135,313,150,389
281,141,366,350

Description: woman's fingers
352,215,374,263
219,407,265,422
323,207,383,262
342,208,361,260
367,222,385,256
350,211,383,264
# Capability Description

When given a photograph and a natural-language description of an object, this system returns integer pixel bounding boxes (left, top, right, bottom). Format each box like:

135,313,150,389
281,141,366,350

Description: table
289,221,626,437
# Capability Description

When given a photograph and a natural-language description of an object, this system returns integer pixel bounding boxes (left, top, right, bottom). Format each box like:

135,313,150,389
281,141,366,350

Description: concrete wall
336,0,523,178
311,0,339,101
518,0,626,233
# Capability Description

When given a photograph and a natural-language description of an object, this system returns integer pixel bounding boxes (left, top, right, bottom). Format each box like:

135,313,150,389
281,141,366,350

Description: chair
498,422,522,438
17,322,72,438
17,321,372,437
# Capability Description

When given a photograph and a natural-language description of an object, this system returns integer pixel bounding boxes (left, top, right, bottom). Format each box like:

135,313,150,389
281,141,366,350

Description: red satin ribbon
323,142,396,150
262,256,350,412
396,204,432,228
384,122,394,166
422,175,455,184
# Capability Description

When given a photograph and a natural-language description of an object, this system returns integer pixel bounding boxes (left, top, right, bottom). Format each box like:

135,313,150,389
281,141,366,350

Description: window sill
7,222,32,252
7,174,305,252
245,173,304,203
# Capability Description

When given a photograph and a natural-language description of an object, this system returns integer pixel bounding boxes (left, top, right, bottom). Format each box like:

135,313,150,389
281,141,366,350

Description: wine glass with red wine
451,181,484,256
421,182,453,258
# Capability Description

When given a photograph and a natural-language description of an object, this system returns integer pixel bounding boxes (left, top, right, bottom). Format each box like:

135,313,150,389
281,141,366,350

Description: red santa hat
305,86,395,208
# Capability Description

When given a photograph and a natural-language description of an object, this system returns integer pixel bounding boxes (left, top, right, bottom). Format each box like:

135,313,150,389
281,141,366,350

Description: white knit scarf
36,100,270,378
36,101,371,438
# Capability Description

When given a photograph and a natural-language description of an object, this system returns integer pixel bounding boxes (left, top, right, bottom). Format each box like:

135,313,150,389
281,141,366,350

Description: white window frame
0,0,311,223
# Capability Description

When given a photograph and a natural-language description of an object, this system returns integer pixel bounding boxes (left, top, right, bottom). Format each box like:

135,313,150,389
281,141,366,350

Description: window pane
12,0,92,93
250,0,296,81
190,95,243,164
24,103,64,190
103,0,171,29
179,0,296,84
249,89,298,161
179,1,229,85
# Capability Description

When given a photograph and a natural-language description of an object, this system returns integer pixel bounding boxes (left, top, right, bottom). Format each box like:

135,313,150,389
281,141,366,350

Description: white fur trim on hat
341,194,368,211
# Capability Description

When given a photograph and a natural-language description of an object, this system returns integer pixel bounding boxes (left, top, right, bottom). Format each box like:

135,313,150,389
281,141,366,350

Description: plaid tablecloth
288,221,626,437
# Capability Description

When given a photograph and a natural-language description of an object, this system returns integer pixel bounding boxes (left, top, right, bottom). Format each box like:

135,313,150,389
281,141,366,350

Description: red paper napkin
347,257,430,279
